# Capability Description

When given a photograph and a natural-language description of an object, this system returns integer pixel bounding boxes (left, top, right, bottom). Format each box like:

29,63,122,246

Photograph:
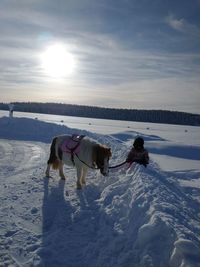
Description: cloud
74,33,200,87
166,14,200,37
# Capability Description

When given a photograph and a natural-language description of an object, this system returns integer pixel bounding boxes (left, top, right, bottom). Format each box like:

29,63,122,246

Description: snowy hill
0,116,200,267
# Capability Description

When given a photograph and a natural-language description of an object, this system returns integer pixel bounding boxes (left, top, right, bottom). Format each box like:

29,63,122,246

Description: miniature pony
45,134,112,189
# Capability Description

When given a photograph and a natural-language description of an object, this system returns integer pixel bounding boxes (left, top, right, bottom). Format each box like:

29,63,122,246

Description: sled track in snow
0,139,48,266
0,139,47,178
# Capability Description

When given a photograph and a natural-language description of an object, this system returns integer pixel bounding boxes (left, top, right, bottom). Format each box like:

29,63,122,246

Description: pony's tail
52,159,60,170
47,137,60,170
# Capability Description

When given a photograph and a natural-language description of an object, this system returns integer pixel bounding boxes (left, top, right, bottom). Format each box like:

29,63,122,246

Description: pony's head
94,144,112,176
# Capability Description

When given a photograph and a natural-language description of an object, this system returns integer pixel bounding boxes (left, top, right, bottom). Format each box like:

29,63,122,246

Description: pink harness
60,134,85,164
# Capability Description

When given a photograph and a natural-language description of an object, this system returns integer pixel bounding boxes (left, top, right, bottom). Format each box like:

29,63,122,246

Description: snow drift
0,116,200,267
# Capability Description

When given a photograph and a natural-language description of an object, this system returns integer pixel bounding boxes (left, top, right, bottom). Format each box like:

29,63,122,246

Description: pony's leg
59,162,66,180
81,167,88,185
45,164,51,177
76,166,83,189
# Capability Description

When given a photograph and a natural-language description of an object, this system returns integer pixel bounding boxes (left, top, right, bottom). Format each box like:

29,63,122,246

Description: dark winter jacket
126,147,149,167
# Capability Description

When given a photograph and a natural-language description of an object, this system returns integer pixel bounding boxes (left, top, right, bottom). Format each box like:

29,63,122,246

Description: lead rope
74,153,99,170
75,154,130,170
109,160,128,169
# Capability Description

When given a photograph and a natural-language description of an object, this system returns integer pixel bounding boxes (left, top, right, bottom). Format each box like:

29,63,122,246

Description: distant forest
0,102,200,126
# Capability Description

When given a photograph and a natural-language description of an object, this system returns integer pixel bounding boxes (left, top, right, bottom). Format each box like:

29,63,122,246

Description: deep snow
0,114,200,267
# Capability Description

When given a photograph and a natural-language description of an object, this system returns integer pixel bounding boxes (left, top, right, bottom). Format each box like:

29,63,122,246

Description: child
126,137,149,167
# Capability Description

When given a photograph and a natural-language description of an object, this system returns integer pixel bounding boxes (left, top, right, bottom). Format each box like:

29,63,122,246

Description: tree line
0,102,200,126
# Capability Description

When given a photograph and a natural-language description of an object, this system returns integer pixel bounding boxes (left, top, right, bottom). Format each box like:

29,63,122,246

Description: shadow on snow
38,177,102,267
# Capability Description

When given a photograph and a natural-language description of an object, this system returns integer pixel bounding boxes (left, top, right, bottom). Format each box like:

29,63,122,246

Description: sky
0,0,200,114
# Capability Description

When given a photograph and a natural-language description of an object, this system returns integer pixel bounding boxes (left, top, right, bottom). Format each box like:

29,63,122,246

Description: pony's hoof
61,177,66,180
76,183,82,190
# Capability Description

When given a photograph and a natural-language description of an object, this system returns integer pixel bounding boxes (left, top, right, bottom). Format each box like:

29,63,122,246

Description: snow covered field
0,111,200,267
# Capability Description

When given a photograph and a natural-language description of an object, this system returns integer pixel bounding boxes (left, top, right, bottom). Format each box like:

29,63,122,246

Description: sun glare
41,44,75,78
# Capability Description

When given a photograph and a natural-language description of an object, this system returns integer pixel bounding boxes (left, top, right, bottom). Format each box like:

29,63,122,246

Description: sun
40,44,76,78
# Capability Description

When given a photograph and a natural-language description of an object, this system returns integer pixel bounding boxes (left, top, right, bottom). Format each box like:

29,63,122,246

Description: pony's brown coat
92,144,112,168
